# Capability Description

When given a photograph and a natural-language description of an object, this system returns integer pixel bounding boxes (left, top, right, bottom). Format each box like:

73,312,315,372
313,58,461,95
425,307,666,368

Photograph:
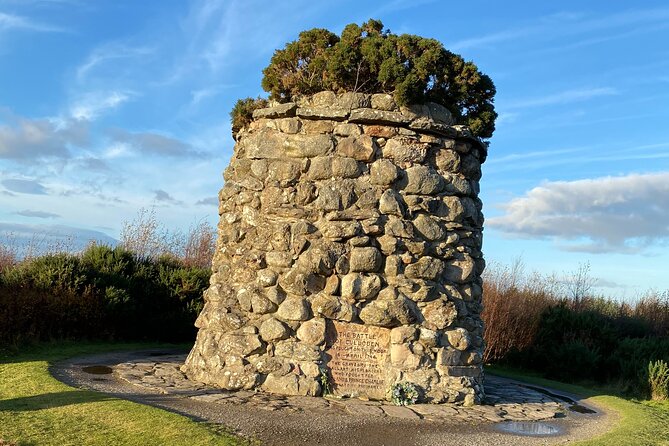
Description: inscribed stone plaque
324,320,391,400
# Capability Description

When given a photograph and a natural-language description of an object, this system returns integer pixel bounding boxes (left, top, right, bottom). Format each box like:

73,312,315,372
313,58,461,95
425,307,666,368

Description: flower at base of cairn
391,382,419,406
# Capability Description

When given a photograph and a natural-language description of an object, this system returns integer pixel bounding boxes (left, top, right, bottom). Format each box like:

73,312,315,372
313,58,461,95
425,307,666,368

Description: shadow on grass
0,390,113,412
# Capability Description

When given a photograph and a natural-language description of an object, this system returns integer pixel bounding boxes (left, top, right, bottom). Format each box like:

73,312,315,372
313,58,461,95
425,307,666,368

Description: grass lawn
0,342,245,446
489,366,669,446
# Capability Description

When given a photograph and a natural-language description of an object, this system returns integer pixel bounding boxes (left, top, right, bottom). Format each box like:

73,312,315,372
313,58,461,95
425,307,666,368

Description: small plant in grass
319,366,332,396
391,381,419,406
648,359,669,401
0,439,18,446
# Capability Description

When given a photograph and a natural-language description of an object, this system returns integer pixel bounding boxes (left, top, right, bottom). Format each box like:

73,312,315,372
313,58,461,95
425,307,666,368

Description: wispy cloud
153,189,182,205
449,27,536,52
488,172,669,254
195,196,217,206
504,87,618,110
163,0,316,84
76,44,154,83
369,0,438,17
486,141,669,175
2,178,48,194
189,84,233,106
109,129,202,158
77,157,109,171
0,11,65,33
69,91,134,121
449,7,669,51
15,209,60,219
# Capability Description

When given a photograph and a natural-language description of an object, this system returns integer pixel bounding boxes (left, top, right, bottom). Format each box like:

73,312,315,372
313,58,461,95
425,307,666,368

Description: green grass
0,342,245,446
489,365,669,446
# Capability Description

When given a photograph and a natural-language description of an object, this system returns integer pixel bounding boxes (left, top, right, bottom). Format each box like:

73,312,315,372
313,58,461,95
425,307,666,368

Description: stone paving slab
113,354,569,424
51,349,614,446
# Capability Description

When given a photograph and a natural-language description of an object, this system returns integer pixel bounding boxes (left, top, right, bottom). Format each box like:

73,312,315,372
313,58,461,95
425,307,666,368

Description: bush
250,19,497,138
648,360,669,401
2,253,87,292
230,97,268,136
119,209,215,268
481,261,554,362
610,338,669,394
481,260,669,396
0,244,209,346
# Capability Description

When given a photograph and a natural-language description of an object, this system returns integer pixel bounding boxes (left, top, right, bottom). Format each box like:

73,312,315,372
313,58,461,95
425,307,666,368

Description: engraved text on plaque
324,321,391,400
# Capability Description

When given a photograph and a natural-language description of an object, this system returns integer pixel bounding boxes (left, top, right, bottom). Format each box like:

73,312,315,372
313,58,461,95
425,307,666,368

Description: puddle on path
496,421,560,436
82,365,113,375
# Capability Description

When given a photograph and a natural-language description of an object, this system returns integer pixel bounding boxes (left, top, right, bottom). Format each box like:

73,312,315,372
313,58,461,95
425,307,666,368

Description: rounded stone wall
182,91,487,405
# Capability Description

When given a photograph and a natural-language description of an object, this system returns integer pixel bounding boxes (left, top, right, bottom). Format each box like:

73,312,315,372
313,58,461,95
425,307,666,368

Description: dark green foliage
2,253,87,292
609,338,669,395
509,304,669,396
0,245,209,347
261,27,339,99
230,97,268,135
259,19,497,138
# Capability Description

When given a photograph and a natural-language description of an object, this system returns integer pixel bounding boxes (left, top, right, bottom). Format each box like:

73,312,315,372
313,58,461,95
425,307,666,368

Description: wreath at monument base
391,382,419,406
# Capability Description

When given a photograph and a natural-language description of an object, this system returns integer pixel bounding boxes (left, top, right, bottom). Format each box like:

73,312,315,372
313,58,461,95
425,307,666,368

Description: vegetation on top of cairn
230,97,268,136
231,19,497,139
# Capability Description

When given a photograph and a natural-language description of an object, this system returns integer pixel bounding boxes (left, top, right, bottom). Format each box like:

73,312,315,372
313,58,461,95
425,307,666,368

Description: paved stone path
52,349,613,446
114,354,564,423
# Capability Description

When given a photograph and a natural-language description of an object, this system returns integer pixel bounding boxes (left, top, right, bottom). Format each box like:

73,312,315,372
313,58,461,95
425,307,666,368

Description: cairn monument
182,20,493,406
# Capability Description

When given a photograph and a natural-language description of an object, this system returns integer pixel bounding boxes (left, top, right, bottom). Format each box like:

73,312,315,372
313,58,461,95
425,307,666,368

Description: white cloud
69,91,133,121
488,172,669,254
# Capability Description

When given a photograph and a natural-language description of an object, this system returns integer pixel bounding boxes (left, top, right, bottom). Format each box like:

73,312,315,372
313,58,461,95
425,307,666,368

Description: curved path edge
50,348,618,446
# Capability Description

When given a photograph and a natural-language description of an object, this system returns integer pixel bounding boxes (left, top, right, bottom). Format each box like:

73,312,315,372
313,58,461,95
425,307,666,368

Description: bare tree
564,261,597,303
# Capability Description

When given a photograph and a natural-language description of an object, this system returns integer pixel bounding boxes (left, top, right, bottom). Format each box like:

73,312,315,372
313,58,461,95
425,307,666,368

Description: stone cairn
183,91,486,405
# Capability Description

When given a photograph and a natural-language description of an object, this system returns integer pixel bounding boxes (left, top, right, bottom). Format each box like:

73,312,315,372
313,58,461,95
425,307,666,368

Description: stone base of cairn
183,91,487,405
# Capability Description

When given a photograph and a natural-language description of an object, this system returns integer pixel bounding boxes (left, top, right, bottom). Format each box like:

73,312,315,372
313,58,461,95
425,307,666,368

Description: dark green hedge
0,245,208,347
505,304,669,396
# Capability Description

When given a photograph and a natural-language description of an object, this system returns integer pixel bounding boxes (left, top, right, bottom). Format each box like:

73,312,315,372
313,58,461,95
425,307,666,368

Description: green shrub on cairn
231,19,497,139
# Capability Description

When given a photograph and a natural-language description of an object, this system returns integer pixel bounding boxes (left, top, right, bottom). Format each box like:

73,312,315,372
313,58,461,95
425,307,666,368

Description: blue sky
1,0,668,296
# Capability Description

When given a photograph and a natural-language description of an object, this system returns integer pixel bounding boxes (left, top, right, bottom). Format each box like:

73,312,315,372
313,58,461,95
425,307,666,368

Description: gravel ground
50,349,617,446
